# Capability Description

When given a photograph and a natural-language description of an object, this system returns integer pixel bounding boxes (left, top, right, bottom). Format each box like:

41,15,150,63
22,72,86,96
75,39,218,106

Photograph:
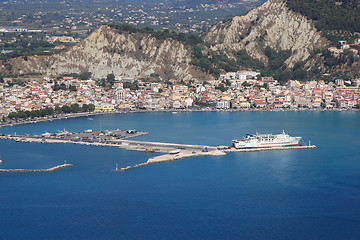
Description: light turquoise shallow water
0,111,360,240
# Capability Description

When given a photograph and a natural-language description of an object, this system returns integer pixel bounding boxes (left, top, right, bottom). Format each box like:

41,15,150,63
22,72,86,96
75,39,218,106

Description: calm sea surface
1,111,360,240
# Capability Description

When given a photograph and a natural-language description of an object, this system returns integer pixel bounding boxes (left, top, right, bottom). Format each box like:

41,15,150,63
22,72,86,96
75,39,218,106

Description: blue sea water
0,111,360,240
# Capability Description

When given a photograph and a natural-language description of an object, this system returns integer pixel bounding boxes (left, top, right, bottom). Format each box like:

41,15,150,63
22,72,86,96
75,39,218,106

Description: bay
0,111,360,240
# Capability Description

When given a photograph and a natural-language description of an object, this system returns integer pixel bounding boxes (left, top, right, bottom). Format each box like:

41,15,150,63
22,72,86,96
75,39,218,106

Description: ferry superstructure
232,131,301,149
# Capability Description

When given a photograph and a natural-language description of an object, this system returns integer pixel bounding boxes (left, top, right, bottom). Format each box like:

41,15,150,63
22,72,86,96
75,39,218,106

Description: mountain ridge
202,0,327,67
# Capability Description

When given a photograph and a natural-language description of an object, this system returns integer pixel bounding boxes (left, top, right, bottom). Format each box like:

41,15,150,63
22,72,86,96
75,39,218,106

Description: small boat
144,149,155,153
87,117,93,120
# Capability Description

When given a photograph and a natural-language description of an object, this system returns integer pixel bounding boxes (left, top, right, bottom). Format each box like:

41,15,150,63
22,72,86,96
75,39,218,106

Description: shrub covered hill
1,0,360,83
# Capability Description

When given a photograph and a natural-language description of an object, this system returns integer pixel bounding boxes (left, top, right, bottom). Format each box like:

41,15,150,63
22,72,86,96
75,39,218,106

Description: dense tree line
53,82,77,91
287,0,360,32
0,38,65,61
107,24,203,47
95,74,116,89
7,104,95,120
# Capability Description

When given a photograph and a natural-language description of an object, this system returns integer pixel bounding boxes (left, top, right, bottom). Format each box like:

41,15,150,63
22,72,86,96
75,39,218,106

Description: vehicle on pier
232,131,301,149
144,149,155,153
169,149,180,155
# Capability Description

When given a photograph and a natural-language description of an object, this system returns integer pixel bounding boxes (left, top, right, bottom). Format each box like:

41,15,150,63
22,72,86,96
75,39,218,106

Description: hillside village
328,39,360,56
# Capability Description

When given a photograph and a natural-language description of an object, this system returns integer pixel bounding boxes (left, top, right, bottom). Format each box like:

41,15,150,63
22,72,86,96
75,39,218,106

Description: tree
69,85,77,91
106,73,115,86
70,103,81,113
82,104,89,112
79,71,92,80
55,106,63,114
61,105,71,114
88,104,95,112
0,73,3,83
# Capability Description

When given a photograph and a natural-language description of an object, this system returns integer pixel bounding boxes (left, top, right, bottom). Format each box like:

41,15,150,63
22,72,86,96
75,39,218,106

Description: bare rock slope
202,0,327,67
5,25,207,80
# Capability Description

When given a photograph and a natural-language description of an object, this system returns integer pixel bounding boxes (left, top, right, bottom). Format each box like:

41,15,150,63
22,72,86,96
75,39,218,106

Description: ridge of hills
1,0,360,82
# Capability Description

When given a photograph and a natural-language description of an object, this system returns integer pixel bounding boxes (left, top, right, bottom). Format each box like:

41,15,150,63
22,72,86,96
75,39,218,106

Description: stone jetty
0,130,317,172
0,164,73,173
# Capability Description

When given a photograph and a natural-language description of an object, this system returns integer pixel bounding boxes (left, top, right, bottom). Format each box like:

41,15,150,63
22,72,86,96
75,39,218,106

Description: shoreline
0,108,358,129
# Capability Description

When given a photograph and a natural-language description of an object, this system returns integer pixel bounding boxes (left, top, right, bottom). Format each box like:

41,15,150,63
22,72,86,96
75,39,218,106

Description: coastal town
1,70,359,123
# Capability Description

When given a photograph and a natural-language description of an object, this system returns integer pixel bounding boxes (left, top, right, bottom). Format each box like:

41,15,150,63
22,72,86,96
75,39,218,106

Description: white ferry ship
232,131,301,149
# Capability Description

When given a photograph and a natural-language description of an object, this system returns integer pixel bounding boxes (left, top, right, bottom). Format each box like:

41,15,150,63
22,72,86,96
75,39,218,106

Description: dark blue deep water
1,111,360,240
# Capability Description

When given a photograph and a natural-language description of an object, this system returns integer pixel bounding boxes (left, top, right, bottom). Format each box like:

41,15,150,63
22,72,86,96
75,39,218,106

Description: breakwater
0,164,73,173
120,145,316,171
0,131,317,172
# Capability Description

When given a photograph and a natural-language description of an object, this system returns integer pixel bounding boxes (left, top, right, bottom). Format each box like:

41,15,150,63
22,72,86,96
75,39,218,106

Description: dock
120,145,316,171
0,130,317,171
225,145,317,152
0,164,73,173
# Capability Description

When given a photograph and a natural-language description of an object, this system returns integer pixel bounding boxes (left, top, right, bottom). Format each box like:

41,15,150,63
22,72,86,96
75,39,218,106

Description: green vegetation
79,71,92,80
53,82,77,91
259,46,309,83
4,78,27,87
96,73,116,88
0,33,72,61
106,74,115,86
194,101,211,107
6,104,95,120
107,24,203,46
215,85,228,92
287,0,360,33
108,24,264,78
123,81,139,90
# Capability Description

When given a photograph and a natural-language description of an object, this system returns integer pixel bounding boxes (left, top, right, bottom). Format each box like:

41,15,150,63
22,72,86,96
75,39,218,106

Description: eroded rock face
4,25,209,80
203,0,327,67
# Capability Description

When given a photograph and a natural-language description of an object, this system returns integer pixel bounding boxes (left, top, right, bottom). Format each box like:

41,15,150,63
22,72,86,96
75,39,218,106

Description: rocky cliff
202,0,327,67
4,25,208,80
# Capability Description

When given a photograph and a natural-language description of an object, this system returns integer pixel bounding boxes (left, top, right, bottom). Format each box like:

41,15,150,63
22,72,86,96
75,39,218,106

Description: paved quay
0,130,317,172
224,145,317,152
120,145,317,171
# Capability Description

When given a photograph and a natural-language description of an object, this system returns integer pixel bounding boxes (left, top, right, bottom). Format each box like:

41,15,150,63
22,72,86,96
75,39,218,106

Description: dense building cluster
1,73,360,119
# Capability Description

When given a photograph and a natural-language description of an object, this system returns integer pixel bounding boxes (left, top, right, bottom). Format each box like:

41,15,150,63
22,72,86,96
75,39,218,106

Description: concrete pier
0,164,73,173
0,131,317,172
225,145,317,153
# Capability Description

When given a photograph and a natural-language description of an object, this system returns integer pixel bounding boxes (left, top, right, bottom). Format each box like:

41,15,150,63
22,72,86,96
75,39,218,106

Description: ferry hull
234,143,300,149
232,132,301,149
